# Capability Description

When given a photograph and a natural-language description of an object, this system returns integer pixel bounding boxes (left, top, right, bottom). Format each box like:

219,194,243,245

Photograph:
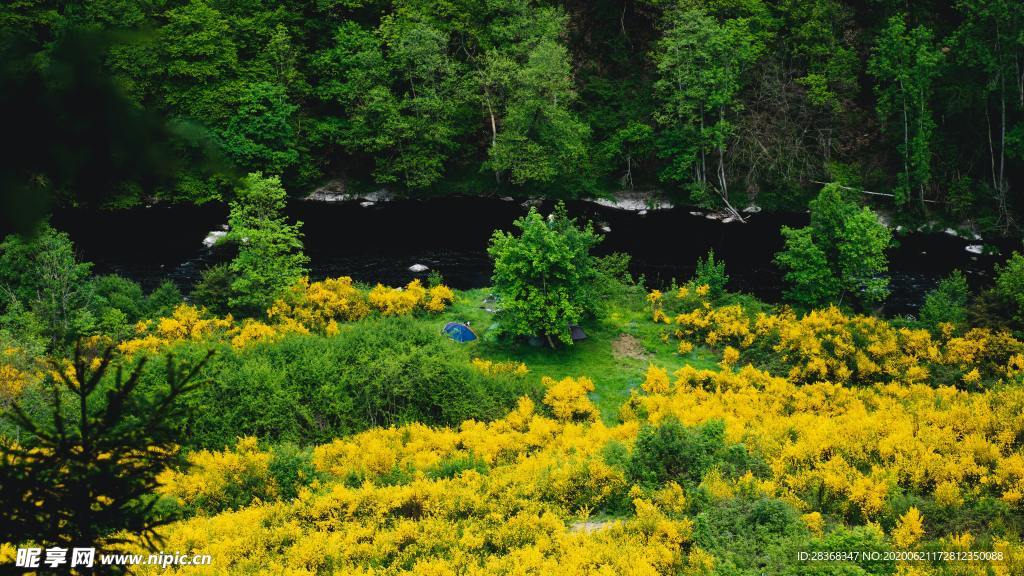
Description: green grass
411,288,720,424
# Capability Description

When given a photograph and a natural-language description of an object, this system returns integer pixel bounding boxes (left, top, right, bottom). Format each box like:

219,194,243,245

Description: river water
51,197,1017,315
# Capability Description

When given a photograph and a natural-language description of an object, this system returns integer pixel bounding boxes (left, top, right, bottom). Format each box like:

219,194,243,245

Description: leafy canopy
775,183,891,310
226,172,309,316
488,203,601,347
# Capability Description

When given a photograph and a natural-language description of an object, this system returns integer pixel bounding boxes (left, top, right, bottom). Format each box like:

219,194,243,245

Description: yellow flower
543,376,599,422
642,364,671,395
892,507,925,548
802,512,824,535
646,290,663,304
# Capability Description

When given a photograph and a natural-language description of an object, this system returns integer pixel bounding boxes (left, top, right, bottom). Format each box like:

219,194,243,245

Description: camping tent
442,322,477,343
569,324,587,342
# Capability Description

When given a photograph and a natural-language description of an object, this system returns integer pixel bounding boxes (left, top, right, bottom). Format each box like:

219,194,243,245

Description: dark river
51,197,1018,315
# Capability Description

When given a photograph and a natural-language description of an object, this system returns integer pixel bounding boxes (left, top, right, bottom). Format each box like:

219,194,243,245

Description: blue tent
442,322,477,343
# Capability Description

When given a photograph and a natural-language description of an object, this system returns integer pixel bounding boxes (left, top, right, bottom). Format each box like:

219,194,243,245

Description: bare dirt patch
612,333,649,361
569,520,611,533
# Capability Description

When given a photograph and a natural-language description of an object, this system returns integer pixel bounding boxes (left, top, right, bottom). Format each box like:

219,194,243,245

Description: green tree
653,3,768,216
220,81,298,175
159,0,238,122
920,270,970,329
994,252,1024,325
226,173,308,315
0,224,94,346
951,0,1024,229
487,39,592,189
488,204,601,347
774,226,840,308
0,346,212,555
313,19,464,189
775,183,892,309
694,248,730,300
868,15,943,208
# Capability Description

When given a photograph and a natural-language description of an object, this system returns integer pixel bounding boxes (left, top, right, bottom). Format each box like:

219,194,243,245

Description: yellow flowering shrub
642,364,671,394
891,506,925,548
0,363,30,403
368,279,428,316
268,276,370,329
115,276,457,357
543,376,599,422
125,352,1024,575
425,284,456,312
802,511,824,535
652,298,1024,388
229,320,282,349
132,406,710,575
118,304,233,356
640,363,1024,521
105,295,1024,575
158,437,277,513
471,358,529,377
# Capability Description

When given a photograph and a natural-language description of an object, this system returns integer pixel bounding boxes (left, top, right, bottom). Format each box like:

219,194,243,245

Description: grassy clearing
408,288,719,423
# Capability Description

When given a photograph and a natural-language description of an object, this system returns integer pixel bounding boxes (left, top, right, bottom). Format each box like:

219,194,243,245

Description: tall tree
220,81,299,175
0,346,211,556
775,183,892,309
869,15,943,209
951,0,1024,229
488,204,601,347
0,224,94,347
487,39,592,189
652,3,768,217
227,172,309,315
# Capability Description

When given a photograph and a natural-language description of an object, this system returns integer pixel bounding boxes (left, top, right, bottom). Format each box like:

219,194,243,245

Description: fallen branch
810,180,940,203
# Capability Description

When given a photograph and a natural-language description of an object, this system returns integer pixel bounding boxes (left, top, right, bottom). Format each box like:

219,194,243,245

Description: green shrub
694,248,729,300
142,317,542,448
627,417,724,487
426,453,488,480
488,203,601,347
919,270,969,330
692,495,808,574
192,263,234,315
145,280,183,318
995,252,1024,326
88,274,145,322
268,443,318,501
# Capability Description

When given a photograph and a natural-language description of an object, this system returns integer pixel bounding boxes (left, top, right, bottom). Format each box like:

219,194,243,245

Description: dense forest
2,0,1022,231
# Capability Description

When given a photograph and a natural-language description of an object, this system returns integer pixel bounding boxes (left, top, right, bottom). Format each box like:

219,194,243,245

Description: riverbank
51,197,1014,315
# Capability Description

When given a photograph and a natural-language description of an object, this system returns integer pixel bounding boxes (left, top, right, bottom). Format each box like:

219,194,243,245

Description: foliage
869,15,943,207
191,263,233,316
0,224,94,346
652,2,768,211
157,437,316,516
2,0,1022,227
0,345,211,554
486,40,592,189
920,270,970,331
628,417,728,487
775,183,892,309
141,318,541,448
774,226,840,308
648,284,1024,390
994,252,1024,326
542,375,599,422
225,172,308,316
488,204,602,347
693,249,729,301
116,330,1024,574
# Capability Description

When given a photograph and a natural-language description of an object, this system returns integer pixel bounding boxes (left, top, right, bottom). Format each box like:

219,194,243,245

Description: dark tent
570,324,587,342
442,322,477,343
